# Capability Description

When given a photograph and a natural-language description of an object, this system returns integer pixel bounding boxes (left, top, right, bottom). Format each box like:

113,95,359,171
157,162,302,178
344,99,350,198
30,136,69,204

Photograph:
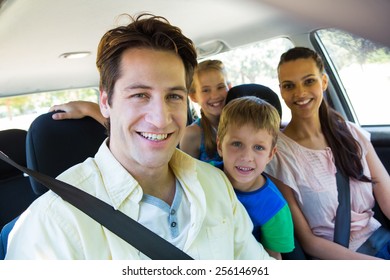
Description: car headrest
0,129,27,180
26,111,107,195
226,83,282,119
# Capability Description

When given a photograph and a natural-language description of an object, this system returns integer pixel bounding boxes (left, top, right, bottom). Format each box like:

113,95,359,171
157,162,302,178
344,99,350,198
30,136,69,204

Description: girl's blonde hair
190,59,229,157
218,96,280,148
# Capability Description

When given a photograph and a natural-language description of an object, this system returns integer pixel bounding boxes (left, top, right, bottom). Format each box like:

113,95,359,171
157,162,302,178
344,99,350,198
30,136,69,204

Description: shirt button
170,209,176,215
171,222,177,227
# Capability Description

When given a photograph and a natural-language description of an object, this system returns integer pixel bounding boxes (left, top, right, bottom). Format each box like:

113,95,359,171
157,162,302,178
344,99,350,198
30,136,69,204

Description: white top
265,122,380,251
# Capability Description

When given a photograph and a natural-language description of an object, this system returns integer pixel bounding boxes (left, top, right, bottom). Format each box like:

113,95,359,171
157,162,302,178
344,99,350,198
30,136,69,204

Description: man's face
100,48,188,173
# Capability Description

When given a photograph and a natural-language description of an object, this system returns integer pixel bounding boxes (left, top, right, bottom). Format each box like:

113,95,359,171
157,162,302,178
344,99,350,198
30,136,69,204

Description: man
6,14,272,260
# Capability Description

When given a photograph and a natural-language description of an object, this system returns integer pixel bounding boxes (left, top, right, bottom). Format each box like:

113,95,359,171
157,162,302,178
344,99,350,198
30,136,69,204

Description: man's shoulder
56,157,100,193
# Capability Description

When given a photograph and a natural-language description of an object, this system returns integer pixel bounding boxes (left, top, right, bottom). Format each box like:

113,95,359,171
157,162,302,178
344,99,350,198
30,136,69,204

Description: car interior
0,0,389,261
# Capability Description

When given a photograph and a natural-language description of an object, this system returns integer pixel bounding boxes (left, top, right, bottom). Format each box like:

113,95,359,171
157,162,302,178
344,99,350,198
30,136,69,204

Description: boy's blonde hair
218,96,280,148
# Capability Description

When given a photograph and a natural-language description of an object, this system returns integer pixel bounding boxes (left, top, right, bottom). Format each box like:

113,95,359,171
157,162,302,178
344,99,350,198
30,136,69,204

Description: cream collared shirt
6,140,272,260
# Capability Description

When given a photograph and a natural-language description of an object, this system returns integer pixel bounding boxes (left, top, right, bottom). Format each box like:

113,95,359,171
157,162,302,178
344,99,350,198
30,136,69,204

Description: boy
216,96,294,259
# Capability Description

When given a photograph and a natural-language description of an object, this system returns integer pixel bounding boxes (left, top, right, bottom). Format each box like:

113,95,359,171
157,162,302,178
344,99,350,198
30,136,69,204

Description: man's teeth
141,132,168,141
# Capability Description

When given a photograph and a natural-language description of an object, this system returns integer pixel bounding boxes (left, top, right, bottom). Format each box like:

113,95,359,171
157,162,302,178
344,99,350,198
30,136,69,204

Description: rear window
315,28,390,126
201,37,294,125
0,88,99,131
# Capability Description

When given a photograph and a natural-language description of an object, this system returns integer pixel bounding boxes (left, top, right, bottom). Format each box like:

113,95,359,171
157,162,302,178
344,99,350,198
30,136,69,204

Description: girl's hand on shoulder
49,101,105,125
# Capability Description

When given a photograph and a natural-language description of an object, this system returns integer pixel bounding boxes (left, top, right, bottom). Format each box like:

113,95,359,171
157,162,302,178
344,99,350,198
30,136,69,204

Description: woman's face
278,58,328,120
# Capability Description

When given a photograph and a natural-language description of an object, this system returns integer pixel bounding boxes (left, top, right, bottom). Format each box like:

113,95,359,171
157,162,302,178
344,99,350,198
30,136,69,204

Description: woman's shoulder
275,132,299,155
345,121,370,141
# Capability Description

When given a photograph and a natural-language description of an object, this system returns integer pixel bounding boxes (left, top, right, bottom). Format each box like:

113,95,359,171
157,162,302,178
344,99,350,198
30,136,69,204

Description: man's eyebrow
124,84,187,92
169,86,187,92
124,84,152,90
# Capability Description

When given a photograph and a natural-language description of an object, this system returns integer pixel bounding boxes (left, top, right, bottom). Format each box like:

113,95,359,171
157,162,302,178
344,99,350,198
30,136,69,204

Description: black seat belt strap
334,168,351,248
0,151,193,260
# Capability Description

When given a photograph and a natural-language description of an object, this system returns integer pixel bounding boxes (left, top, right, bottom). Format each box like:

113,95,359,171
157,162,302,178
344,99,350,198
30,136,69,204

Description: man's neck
137,165,176,206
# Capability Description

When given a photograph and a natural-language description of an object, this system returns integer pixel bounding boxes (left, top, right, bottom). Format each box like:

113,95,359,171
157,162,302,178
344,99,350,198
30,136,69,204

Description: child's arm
49,101,106,126
266,249,281,260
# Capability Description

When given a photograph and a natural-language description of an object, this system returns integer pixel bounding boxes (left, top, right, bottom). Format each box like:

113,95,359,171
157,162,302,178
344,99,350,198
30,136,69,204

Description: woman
265,47,390,259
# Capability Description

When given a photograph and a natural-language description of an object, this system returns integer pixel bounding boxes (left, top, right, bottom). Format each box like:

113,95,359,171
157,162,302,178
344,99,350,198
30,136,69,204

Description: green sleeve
259,204,295,253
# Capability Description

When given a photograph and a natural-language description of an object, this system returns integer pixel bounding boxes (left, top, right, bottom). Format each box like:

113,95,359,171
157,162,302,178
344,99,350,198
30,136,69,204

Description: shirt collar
94,141,201,210
95,140,140,210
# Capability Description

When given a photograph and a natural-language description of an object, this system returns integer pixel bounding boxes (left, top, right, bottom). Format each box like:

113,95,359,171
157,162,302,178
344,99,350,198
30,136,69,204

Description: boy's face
217,124,276,192
100,48,188,173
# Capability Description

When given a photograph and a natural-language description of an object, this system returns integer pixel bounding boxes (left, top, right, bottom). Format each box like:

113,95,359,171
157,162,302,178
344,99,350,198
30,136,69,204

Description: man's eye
132,93,147,98
168,94,184,100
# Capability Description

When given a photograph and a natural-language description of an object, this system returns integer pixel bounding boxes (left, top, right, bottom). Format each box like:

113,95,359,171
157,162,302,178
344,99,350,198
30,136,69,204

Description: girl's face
278,58,328,120
190,69,229,119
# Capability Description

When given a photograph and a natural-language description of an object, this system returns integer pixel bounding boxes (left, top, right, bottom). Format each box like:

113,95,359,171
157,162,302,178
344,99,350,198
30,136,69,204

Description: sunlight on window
0,88,99,130
199,37,294,125
316,29,390,126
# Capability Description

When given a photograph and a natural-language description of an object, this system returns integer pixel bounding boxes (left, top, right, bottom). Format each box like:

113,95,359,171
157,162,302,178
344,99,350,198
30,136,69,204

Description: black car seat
0,129,38,229
0,112,107,259
226,83,282,120
26,111,107,195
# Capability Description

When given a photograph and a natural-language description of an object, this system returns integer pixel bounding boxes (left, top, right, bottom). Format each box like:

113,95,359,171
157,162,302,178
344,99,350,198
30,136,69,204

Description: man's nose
145,99,171,128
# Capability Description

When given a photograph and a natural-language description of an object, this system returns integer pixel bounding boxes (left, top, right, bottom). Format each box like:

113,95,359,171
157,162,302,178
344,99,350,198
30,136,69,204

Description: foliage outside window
316,28,390,126
201,38,294,125
0,88,99,130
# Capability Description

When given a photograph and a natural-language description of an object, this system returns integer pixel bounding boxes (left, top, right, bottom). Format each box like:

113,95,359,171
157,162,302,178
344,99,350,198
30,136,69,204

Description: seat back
226,83,282,119
0,216,18,259
0,129,38,229
26,111,107,195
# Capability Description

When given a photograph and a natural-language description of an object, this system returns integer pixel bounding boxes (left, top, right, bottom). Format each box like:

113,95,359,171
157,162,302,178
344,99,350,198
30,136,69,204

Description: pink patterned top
265,122,381,251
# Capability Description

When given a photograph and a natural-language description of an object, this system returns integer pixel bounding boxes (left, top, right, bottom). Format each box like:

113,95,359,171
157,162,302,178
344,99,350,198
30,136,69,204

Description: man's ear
100,90,110,118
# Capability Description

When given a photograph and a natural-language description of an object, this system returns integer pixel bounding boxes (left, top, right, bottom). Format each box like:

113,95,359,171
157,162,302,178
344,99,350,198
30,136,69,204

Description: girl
179,60,231,164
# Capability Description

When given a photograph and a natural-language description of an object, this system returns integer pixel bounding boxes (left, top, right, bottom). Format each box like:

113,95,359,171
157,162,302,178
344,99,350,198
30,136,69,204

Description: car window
196,37,294,125
0,88,99,130
315,28,390,126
